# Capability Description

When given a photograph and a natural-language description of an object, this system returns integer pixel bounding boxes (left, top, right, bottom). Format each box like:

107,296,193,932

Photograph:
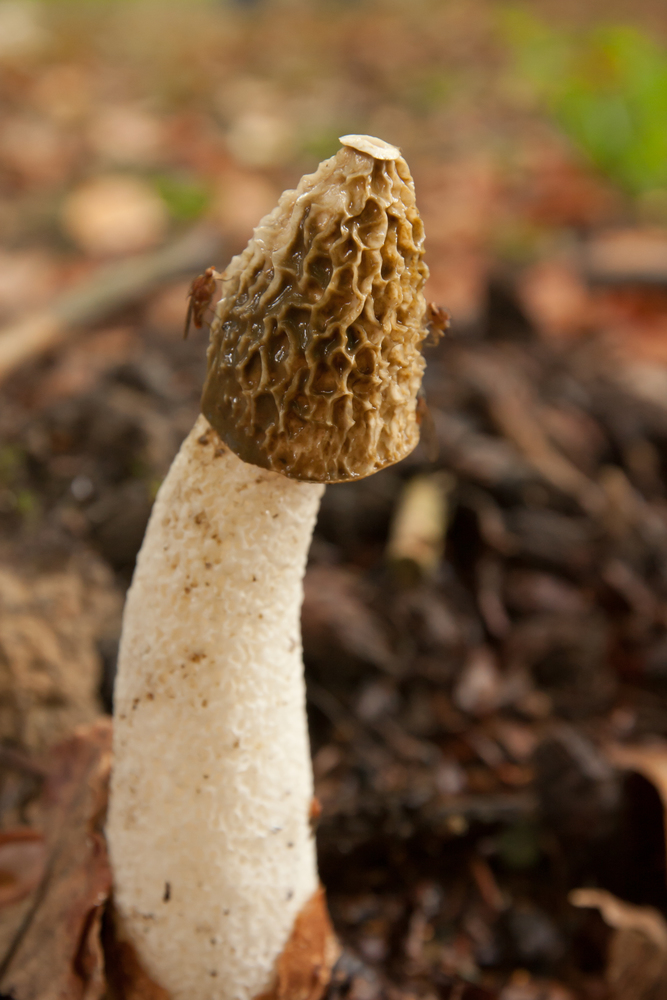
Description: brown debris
302,565,397,674
0,553,121,752
457,348,606,515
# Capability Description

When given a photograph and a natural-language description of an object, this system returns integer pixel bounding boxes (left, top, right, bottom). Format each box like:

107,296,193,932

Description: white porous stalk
107,414,323,1000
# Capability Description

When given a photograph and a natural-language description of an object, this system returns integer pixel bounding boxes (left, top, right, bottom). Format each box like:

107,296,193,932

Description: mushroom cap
201,135,429,483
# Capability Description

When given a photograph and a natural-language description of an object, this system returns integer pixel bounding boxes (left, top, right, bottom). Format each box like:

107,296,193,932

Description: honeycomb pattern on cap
201,138,429,482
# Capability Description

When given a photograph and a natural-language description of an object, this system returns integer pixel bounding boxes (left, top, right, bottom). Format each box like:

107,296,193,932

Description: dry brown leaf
607,742,667,872
0,718,112,1000
571,888,667,1000
0,831,46,907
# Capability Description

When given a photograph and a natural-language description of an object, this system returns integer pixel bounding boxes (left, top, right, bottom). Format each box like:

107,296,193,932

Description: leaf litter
0,720,111,1000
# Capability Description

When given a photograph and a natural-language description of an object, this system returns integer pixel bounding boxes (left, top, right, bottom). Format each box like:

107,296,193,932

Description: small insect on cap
201,135,429,483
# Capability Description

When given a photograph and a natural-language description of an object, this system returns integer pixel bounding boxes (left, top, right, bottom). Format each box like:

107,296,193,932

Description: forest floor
3,2,667,998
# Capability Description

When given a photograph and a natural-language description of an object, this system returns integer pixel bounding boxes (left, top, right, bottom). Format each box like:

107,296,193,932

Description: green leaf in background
152,174,210,222
503,8,667,196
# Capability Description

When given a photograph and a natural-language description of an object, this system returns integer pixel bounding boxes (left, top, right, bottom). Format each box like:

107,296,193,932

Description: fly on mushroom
184,265,222,339
425,301,450,345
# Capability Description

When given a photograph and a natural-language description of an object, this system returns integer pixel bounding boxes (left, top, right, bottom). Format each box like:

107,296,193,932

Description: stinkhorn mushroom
107,134,429,1000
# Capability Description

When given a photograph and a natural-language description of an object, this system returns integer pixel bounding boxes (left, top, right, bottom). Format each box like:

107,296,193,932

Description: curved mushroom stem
107,414,324,1000
108,133,429,999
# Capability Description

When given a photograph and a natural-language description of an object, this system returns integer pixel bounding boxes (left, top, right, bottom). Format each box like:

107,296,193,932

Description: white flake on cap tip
338,134,401,160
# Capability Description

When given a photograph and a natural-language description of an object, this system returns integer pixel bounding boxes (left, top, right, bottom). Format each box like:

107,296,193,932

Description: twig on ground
0,225,225,384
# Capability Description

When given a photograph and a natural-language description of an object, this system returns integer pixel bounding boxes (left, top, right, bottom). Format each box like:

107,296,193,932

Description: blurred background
4,1,667,997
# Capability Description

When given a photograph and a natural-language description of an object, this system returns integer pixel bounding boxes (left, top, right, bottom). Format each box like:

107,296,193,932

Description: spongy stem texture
107,414,323,1000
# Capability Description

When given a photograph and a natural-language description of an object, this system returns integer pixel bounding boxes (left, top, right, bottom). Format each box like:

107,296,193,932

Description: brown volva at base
255,887,340,1000
104,888,338,1000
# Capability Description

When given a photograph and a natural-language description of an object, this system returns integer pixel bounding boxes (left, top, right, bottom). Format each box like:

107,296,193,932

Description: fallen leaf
0,718,112,1000
517,145,616,228
571,888,667,1000
0,831,46,907
607,742,667,873
424,247,488,327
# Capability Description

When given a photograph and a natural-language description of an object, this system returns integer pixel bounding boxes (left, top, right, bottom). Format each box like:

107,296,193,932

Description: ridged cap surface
201,135,429,482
